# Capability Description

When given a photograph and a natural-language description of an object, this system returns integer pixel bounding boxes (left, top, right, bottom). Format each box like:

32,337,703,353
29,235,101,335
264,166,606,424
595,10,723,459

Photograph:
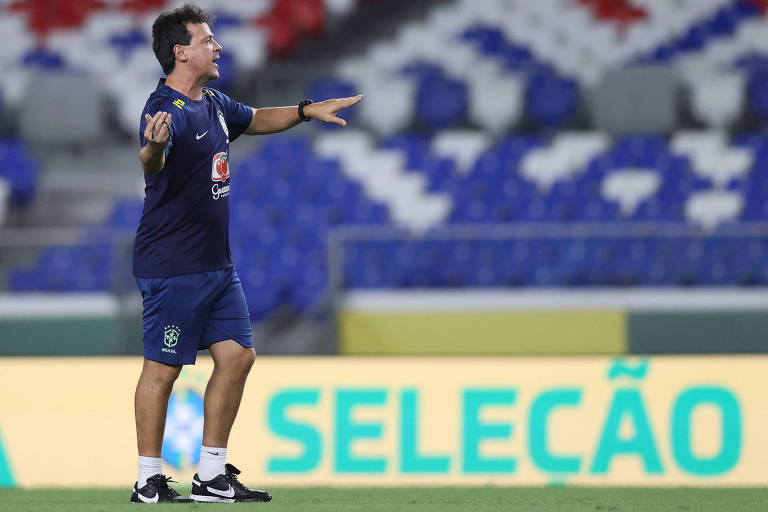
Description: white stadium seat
601,169,662,216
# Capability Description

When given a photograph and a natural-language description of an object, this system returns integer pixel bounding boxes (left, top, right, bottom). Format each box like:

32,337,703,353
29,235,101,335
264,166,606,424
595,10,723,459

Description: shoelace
149,475,182,497
225,470,250,493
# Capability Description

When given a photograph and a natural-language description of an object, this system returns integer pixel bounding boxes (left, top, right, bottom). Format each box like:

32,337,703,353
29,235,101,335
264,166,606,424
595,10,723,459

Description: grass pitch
0,486,765,511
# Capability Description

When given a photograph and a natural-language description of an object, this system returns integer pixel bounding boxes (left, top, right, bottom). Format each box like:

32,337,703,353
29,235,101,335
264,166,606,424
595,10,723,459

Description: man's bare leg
203,340,256,447
135,358,182,457
133,358,185,502
191,341,270,502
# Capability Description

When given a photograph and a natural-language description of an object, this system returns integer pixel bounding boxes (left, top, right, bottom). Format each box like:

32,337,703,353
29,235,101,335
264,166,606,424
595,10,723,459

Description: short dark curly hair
151,3,211,75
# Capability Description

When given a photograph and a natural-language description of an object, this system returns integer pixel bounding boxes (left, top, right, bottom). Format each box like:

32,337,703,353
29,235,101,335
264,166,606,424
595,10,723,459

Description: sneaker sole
189,494,236,503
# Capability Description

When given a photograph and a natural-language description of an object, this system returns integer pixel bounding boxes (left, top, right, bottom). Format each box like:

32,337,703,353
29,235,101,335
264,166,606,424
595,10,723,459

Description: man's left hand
304,95,364,126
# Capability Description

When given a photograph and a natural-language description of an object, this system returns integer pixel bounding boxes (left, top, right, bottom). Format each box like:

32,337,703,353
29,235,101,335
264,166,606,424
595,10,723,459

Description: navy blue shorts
136,267,253,365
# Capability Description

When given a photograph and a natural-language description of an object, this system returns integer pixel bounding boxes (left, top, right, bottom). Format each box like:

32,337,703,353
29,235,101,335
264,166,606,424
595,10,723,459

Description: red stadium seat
118,0,169,16
9,0,106,38
276,0,326,38
745,0,768,12
577,0,647,28
254,14,299,59
253,0,333,59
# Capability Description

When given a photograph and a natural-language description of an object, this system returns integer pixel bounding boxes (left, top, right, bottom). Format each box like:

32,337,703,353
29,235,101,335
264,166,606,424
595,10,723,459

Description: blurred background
2,0,768,355
1,0,768,490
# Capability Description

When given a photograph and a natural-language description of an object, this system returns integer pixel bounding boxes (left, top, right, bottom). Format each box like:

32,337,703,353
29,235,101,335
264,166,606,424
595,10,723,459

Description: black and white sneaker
130,474,193,503
190,463,272,503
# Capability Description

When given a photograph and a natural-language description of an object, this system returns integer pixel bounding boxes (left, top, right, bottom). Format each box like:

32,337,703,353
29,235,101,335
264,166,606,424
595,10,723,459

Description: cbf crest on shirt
134,79,253,278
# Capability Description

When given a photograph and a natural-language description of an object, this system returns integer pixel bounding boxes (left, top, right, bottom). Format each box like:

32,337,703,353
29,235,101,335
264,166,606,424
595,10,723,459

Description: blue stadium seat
526,72,578,127
20,47,66,70
461,26,506,55
640,1,759,63
0,139,39,204
461,25,540,72
415,74,468,129
211,11,244,30
748,69,768,122
108,28,149,58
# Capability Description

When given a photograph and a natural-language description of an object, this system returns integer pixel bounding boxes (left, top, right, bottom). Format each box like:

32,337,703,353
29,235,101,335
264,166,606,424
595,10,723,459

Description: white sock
138,456,163,488
198,445,227,481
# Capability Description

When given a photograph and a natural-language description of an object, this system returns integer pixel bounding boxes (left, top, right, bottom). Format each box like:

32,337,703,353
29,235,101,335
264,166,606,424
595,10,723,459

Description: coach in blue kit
130,3,362,504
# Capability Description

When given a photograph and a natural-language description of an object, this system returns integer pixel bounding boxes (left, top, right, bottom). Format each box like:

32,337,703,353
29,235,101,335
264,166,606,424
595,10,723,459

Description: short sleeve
212,89,253,141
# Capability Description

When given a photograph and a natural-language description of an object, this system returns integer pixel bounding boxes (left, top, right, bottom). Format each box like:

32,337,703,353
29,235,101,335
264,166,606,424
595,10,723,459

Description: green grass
0,487,765,511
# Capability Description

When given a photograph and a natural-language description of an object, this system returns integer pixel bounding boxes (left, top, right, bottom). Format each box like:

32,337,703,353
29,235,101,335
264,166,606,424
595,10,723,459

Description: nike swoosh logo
196,130,208,140
207,485,235,498
137,492,159,503
205,451,220,456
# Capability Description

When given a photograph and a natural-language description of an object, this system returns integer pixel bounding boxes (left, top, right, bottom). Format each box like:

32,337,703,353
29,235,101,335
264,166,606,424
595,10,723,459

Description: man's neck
164,72,205,100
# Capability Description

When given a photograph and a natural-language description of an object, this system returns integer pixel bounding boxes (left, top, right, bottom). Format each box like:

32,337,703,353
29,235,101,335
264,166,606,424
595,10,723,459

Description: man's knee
242,347,256,371
141,359,183,385
231,347,255,375
210,341,255,373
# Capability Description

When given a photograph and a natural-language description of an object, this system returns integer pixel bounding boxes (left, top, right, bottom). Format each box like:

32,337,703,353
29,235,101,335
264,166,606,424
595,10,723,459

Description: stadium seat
431,130,492,174
689,70,745,128
601,168,661,216
685,189,744,229
467,71,523,134
0,138,39,204
520,133,610,191
415,74,468,130
357,74,415,136
525,72,578,127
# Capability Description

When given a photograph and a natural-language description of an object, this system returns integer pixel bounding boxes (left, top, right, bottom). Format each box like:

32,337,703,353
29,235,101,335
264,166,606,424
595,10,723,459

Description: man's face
181,22,222,81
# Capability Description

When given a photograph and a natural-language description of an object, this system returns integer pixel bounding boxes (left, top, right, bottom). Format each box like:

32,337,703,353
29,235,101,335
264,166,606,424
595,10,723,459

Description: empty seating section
228,136,390,318
0,0,372,133
11,129,768,311
342,236,768,288
7,0,768,320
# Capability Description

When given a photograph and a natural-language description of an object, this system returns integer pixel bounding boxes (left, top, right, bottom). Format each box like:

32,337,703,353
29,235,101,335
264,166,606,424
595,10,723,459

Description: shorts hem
203,336,254,350
142,353,193,366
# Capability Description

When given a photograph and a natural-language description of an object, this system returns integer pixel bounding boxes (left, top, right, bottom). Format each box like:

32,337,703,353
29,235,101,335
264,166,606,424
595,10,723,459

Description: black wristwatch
298,99,313,122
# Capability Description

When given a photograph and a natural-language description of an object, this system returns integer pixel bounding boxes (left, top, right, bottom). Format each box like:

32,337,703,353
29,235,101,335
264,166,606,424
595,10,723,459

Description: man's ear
173,44,188,64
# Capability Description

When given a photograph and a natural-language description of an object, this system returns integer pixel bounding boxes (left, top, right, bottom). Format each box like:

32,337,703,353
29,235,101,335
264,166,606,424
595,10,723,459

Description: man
130,3,362,504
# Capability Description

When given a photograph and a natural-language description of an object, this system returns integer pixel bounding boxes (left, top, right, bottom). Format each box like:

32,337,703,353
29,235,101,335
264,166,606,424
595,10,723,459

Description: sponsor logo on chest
211,151,230,200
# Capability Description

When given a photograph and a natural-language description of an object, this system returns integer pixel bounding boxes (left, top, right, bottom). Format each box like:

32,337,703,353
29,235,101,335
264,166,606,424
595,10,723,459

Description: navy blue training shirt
133,78,253,278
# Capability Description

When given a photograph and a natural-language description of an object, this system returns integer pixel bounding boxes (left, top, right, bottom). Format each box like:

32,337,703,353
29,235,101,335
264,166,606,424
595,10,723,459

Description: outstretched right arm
139,111,172,174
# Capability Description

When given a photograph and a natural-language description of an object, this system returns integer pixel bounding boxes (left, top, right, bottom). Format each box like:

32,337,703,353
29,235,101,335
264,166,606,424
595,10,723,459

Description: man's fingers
337,95,363,109
348,94,364,105
143,113,156,140
322,95,363,122
160,115,171,137
145,112,171,142
156,121,169,140
146,112,161,139
159,112,171,133
149,111,164,130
